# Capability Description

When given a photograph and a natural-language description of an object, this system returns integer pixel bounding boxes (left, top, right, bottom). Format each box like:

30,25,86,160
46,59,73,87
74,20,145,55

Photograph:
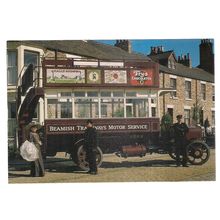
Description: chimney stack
114,40,132,53
150,46,164,55
178,53,192,68
199,39,214,74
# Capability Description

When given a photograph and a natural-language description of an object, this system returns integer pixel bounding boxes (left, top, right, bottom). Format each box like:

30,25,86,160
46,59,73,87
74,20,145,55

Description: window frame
8,102,16,118
45,89,158,119
201,83,206,100
184,109,191,126
24,50,39,67
212,85,215,102
170,77,177,98
7,50,18,86
185,80,192,99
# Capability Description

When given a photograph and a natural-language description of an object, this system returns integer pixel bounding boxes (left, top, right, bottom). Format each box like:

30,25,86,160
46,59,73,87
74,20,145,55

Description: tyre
187,141,210,165
76,144,103,171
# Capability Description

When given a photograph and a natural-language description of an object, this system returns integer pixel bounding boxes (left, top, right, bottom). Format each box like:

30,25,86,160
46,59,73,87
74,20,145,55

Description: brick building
112,39,215,126
148,41,214,126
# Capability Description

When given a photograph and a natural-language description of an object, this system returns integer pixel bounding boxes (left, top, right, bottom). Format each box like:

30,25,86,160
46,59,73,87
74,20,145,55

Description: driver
173,115,189,167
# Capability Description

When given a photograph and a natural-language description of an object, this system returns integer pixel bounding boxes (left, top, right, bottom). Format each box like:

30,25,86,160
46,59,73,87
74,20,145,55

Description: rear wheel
76,144,103,171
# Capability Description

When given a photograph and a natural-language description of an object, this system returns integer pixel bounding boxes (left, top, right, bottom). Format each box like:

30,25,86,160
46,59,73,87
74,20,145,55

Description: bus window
101,98,124,118
126,99,148,118
59,98,72,118
47,99,57,119
87,91,99,97
74,91,85,97
100,91,111,97
75,98,98,118
112,91,123,97
151,107,156,117
112,98,124,117
101,98,112,118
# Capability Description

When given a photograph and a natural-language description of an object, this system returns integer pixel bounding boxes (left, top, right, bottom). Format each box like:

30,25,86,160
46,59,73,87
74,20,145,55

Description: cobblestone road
8,149,215,183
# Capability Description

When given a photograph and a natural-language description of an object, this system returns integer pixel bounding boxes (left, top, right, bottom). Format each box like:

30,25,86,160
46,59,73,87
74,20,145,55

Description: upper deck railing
42,57,156,68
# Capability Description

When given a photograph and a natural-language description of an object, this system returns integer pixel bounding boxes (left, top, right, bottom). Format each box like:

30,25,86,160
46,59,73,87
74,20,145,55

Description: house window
151,107,156,117
212,111,215,126
199,110,204,126
170,78,177,97
33,105,38,119
7,51,17,85
185,81,192,99
24,51,39,82
24,50,39,67
168,60,171,68
212,86,215,102
201,83,206,100
8,102,17,137
8,102,16,118
171,61,176,69
184,109,190,126
168,60,175,69
167,108,173,123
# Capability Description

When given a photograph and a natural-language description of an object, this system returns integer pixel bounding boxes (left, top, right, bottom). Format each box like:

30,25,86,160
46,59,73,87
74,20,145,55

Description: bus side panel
44,118,160,155
98,132,159,153
46,134,84,156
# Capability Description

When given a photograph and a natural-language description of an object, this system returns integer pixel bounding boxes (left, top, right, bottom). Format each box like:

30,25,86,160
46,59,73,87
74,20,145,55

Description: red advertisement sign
130,69,153,86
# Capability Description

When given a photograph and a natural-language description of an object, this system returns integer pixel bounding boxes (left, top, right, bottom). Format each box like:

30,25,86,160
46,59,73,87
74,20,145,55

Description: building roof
149,50,214,83
7,40,152,61
149,50,177,62
159,62,214,83
7,40,214,83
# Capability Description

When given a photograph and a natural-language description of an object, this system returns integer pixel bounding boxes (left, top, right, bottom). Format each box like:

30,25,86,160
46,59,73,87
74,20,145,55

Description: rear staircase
17,64,44,146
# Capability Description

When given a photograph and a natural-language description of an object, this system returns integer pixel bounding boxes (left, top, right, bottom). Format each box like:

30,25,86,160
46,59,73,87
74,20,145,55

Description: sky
97,39,214,67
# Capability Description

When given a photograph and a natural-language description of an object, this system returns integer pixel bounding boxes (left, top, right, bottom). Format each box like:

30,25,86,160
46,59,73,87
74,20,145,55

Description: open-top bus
17,58,210,170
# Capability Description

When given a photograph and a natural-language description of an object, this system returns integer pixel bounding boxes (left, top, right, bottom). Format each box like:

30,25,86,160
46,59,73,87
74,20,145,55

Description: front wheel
76,145,103,171
187,141,210,165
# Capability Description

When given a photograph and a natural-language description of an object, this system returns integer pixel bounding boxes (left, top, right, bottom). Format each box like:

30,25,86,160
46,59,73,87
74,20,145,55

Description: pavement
8,149,215,183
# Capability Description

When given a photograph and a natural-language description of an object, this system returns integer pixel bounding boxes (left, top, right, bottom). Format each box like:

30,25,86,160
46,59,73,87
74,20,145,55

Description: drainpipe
163,73,166,115
157,91,160,118
195,79,198,104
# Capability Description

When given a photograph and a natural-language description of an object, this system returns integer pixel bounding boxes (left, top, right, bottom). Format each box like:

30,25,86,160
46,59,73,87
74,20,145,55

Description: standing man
204,117,211,136
84,120,98,175
173,115,189,167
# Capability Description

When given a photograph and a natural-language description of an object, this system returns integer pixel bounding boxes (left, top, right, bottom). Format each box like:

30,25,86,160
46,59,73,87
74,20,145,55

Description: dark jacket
84,127,97,149
173,122,189,141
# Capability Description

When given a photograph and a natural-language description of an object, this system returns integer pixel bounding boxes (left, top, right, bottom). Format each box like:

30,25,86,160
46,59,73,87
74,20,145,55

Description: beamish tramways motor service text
48,124,149,133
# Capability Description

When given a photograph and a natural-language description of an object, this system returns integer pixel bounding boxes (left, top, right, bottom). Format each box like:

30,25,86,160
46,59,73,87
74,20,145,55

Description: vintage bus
16,58,163,170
